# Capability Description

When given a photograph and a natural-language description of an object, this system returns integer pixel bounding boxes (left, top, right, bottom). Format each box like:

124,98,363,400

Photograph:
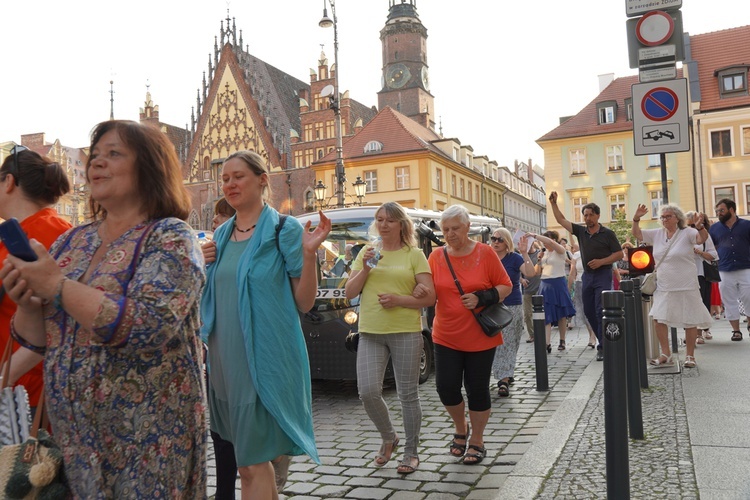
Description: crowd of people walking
0,122,748,497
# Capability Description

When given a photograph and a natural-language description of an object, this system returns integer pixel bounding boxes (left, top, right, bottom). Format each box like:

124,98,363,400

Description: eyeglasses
715,208,728,214
490,236,504,243
6,145,28,186
659,215,674,220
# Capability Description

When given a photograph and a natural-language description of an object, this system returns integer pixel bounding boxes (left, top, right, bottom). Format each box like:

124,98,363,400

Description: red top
0,208,72,407
428,243,512,352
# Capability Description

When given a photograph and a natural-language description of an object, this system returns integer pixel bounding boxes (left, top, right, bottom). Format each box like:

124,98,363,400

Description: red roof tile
689,25,750,111
537,70,685,143
315,106,447,163
537,75,640,142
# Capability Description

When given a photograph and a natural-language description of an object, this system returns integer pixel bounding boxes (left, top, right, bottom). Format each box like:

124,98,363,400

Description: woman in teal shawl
200,151,330,499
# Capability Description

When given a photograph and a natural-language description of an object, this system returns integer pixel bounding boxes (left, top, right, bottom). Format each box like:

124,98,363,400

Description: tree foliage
609,208,633,245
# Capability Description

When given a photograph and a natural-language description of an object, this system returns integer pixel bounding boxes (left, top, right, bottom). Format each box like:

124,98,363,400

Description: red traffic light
628,245,654,276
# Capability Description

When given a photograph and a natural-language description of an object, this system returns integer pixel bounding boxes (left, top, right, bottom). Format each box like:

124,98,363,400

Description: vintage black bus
296,206,503,383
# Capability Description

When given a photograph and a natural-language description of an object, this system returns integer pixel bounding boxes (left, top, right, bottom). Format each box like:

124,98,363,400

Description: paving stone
205,328,623,498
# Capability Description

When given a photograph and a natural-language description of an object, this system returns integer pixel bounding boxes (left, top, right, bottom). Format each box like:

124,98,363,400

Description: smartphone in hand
0,218,37,261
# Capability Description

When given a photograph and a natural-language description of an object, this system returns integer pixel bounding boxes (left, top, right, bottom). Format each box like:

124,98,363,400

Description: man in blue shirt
549,192,623,360
709,198,750,341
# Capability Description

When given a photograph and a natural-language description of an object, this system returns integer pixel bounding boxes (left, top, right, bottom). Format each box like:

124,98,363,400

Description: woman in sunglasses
0,146,71,414
490,229,535,397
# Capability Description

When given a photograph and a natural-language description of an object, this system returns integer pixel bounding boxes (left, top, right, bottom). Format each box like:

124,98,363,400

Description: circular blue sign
641,87,678,122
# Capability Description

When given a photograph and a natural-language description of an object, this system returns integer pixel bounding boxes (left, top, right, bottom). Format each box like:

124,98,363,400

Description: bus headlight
344,311,358,325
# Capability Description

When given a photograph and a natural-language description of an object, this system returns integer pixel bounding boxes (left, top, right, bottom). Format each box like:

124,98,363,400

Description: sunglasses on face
490,236,504,243
7,145,28,186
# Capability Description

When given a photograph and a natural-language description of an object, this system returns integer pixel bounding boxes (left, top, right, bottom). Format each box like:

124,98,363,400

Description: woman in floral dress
0,120,207,497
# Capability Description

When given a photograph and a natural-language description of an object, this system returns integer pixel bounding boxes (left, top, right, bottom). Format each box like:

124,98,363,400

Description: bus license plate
316,288,346,299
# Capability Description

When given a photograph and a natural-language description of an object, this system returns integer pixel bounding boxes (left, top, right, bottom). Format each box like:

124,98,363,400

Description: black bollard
671,327,679,354
632,277,649,389
532,295,549,392
602,290,630,499
621,280,644,440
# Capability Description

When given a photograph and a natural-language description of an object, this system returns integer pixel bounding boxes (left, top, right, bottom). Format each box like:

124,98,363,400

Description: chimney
528,158,534,183
20,133,46,149
598,73,615,92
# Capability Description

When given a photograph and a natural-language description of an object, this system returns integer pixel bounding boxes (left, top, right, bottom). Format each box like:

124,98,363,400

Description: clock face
421,67,430,91
386,63,411,89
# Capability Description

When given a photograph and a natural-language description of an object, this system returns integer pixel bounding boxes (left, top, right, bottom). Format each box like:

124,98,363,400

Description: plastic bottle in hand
366,237,382,268
197,232,210,246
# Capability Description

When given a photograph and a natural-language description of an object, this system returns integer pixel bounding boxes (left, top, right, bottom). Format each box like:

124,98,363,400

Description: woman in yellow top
345,202,435,475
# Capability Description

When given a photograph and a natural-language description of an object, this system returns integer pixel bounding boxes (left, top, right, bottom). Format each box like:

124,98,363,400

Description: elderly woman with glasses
632,203,713,368
489,229,535,397
427,205,512,465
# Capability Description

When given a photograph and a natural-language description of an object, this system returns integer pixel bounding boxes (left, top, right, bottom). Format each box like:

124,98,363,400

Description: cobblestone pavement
206,328,597,499
537,371,698,499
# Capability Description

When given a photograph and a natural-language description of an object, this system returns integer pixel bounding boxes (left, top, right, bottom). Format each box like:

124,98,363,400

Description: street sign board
632,79,690,155
640,65,677,82
626,0,682,17
627,10,684,68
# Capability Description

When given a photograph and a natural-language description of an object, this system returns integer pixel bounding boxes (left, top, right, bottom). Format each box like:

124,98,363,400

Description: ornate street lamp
319,0,346,208
314,180,328,210
353,176,366,205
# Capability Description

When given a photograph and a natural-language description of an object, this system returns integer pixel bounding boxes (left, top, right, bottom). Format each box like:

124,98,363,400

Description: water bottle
365,237,382,268
197,232,209,246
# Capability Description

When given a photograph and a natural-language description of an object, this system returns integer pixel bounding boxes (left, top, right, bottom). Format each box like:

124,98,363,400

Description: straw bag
0,389,69,499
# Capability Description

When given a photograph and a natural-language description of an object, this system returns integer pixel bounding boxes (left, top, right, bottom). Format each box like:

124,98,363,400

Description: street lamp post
319,0,345,208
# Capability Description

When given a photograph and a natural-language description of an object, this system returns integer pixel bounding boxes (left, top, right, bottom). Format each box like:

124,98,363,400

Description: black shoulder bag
442,248,512,338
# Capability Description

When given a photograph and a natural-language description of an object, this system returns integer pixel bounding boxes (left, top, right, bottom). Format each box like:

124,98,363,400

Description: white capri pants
718,268,750,321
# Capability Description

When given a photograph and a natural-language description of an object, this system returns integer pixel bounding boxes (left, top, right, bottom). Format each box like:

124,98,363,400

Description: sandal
703,329,713,340
557,340,566,351
373,437,399,467
587,342,595,349
684,355,696,368
649,353,674,367
449,423,470,457
497,380,510,398
397,455,419,474
731,331,743,341
696,333,705,344
461,444,486,465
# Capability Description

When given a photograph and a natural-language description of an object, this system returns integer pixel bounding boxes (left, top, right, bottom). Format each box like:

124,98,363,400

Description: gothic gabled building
183,15,376,229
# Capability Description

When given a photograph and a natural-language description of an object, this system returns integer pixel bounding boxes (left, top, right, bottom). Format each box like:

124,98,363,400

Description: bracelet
632,218,640,222
10,316,46,355
53,277,69,310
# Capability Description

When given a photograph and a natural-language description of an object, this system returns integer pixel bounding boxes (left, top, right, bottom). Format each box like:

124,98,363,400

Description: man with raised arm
548,192,623,360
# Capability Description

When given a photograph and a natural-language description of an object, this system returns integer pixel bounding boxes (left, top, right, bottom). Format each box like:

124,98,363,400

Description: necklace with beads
234,222,257,233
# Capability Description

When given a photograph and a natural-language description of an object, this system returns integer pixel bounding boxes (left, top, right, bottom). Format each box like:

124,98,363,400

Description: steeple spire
109,80,115,120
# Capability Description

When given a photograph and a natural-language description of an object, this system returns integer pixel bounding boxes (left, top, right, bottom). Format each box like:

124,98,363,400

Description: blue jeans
582,267,614,349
